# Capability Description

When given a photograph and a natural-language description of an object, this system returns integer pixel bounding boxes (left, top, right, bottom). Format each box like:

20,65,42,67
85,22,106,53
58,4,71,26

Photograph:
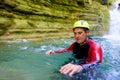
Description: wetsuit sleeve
54,42,75,53
81,44,103,71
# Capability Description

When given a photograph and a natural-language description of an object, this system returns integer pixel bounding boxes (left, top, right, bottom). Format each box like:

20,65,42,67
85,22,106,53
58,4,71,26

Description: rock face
0,0,111,41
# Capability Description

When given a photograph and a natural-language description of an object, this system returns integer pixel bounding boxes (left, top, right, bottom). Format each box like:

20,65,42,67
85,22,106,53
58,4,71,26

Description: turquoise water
0,37,120,80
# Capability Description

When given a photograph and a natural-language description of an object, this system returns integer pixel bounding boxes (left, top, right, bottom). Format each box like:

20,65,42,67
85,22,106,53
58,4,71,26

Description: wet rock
0,0,112,41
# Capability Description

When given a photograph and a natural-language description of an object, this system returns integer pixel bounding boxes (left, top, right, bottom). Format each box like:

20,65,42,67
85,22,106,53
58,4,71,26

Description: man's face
73,28,89,44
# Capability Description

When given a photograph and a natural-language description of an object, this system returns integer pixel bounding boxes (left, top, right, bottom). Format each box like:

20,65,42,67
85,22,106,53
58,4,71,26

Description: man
45,20,103,77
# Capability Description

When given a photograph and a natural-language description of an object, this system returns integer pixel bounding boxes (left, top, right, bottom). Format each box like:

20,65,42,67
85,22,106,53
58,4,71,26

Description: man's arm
53,42,76,53
81,60,101,71
45,42,75,55
81,44,103,71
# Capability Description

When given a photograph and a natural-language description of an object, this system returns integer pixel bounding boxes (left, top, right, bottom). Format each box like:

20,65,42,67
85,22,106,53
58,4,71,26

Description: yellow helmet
73,20,89,30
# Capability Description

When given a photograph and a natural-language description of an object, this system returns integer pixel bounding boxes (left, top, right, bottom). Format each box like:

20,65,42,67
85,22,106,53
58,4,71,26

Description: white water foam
103,2,120,40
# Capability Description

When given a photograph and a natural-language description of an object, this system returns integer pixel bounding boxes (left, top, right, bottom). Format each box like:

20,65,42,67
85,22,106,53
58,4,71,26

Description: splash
103,2,120,40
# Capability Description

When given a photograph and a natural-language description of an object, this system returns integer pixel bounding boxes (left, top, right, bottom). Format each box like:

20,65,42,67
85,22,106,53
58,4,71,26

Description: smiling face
73,28,89,44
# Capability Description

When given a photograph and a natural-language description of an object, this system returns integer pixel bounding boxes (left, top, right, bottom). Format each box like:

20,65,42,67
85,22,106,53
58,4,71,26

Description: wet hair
82,27,89,32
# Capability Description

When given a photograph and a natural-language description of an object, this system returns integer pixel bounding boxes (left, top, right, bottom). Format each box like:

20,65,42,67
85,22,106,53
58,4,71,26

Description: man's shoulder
88,39,100,47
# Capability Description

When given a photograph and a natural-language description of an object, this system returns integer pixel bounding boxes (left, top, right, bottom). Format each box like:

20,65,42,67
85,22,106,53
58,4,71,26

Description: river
0,2,120,80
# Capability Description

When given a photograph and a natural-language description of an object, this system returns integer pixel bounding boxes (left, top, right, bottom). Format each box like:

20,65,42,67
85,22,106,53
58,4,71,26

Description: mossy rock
0,0,113,41
0,18,12,35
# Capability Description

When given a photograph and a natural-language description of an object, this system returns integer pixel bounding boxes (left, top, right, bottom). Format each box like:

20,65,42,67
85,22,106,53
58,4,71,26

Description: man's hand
45,50,55,55
59,63,83,77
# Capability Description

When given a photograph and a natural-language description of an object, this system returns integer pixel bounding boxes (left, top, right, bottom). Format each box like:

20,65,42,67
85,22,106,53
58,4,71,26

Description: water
0,2,120,80
0,37,120,80
0,39,73,80
104,2,120,40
